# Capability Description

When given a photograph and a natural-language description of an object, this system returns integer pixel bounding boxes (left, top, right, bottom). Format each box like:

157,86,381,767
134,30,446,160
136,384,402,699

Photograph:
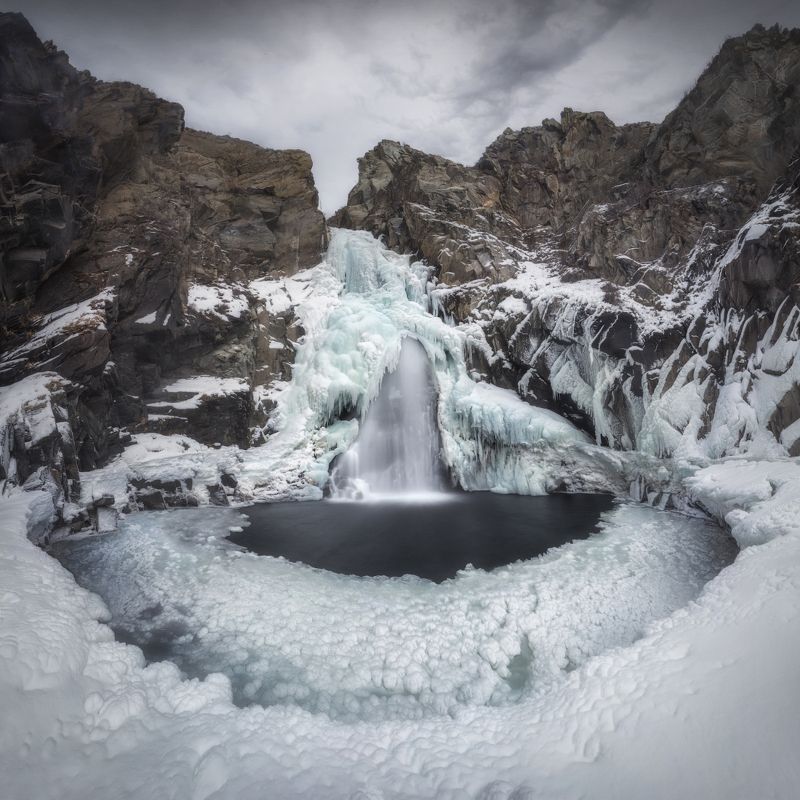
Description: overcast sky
18,0,800,214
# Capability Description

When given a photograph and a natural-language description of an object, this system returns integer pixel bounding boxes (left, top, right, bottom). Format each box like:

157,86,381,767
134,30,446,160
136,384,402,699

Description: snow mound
2,462,799,798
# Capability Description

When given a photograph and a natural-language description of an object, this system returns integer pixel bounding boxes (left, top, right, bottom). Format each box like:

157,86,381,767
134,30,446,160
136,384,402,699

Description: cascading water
330,337,447,499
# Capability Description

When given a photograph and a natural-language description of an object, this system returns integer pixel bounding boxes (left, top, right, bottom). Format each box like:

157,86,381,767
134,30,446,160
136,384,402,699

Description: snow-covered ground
1,460,799,799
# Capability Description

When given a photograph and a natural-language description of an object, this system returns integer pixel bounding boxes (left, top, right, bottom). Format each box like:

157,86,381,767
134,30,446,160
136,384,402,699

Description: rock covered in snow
332,26,800,464
0,373,80,510
0,12,326,480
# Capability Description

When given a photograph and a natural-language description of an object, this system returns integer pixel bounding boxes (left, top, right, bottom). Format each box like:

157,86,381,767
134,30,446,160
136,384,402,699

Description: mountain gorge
3,11,800,800
2,12,800,522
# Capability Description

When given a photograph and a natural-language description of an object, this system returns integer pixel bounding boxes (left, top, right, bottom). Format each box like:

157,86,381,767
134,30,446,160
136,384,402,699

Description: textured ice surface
53,502,735,722
2,463,799,799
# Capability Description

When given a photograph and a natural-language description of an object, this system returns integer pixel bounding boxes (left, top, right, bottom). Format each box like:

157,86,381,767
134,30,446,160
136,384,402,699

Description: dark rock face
0,12,326,476
646,25,800,195
719,151,800,313
479,109,656,233
330,140,524,284
334,24,800,456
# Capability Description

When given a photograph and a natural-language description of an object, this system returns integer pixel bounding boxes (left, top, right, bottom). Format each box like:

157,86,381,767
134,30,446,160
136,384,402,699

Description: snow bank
2,460,799,799
685,458,800,547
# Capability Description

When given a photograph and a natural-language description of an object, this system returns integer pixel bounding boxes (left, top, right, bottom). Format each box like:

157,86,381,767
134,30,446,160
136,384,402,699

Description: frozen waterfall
249,228,599,500
330,338,447,499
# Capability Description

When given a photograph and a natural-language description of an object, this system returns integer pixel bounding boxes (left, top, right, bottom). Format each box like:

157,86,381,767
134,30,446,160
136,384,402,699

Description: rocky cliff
1,13,326,502
2,15,800,520
333,23,800,462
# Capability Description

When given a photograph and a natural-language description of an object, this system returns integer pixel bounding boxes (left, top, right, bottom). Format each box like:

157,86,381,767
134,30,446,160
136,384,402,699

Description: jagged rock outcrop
719,150,800,313
0,12,326,479
645,24,800,195
335,25,800,290
478,109,655,233
334,24,800,460
330,140,526,284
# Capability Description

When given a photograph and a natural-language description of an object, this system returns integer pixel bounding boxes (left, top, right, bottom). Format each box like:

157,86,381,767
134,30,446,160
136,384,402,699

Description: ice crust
2,461,799,799
53,501,735,721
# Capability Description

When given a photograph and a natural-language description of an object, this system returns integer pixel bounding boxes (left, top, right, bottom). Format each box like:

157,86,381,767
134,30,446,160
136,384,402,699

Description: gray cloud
15,0,800,213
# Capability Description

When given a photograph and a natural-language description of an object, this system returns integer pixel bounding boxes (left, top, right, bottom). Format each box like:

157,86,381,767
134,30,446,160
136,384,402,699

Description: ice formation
246,228,595,499
2,461,798,799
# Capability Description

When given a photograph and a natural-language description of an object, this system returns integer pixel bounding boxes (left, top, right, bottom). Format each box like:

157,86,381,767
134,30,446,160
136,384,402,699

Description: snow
1,457,799,799
187,283,249,321
5,288,114,360
78,433,240,507
0,372,65,446
1,229,799,797
147,376,251,411
638,303,800,461
685,458,800,548
716,189,798,271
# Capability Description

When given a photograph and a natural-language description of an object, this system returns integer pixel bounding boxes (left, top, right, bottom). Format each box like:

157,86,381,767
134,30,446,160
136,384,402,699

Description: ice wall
249,229,598,498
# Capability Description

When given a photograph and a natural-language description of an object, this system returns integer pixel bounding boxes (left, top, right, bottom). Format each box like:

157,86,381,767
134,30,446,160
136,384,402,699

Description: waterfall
330,338,447,499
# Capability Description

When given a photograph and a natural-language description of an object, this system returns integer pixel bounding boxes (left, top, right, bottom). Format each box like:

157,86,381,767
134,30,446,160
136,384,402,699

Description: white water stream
330,338,446,499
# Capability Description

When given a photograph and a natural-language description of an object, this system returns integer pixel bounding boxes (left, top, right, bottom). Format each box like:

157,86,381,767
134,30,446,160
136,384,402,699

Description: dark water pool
48,497,736,717
233,492,615,582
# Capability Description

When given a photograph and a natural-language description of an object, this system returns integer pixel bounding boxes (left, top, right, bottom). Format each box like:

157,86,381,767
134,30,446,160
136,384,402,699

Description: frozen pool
51,500,737,722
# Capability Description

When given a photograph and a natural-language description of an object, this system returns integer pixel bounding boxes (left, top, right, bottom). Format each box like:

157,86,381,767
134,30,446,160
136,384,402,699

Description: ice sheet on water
54,501,736,722
3,462,799,799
